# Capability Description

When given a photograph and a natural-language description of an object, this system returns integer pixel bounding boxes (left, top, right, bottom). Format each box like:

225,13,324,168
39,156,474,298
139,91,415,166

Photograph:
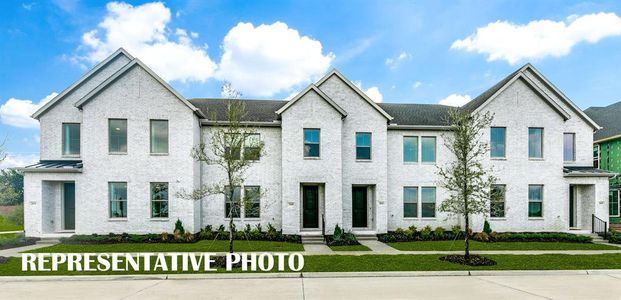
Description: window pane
304,129,319,143
356,133,371,147
62,123,80,155
403,187,418,218
528,185,543,217
563,133,575,161
304,144,320,157
109,119,128,153
491,184,506,218
610,191,619,216
150,120,168,154
593,146,599,168
421,187,436,217
109,182,127,218
225,186,241,218
421,137,436,162
356,147,371,160
403,137,418,162
244,186,261,218
490,127,506,158
528,202,542,217
244,134,261,160
528,128,543,158
528,185,543,201
151,183,168,218
303,129,320,157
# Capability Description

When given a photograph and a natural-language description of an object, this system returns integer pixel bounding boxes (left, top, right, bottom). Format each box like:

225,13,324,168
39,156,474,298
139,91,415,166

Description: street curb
3,269,621,282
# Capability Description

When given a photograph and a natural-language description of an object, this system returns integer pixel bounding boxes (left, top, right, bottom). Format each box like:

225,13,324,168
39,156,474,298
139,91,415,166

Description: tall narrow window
62,123,80,156
244,186,261,218
593,145,600,168
109,182,127,218
303,129,320,158
150,120,168,154
421,187,436,218
528,185,543,217
490,127,506,158
243,134,261,160
490,184,506,218
403,136,418,162
403,187,418,218
610,190,620,217
224,186,241,218
151,183,169,218
421,137,436,163
356,132,372,160
109,119,128,153
528,128,543,158
563,133,575,162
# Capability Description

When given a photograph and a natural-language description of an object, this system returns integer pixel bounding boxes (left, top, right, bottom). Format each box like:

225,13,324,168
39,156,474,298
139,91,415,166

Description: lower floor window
421,187,436,218
109,182,127,218
490,184,506,218
403,187,418,218
528,185,543,217
610,190,620,217
151,182,169,218
225,186,241,218
225,185,261,219
244,186,261,218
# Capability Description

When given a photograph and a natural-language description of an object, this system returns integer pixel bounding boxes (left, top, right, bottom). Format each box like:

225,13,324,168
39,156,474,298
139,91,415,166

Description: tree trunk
464,213,470,261
228,215,234,253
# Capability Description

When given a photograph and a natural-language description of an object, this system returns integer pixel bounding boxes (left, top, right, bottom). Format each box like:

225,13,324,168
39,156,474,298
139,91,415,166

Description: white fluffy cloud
452,12,621,64
353,81,383,103
1,153,39,169
439,94,471,107
0,93,58,128
385,51,410,69
217,22,334,97
79,2,216,82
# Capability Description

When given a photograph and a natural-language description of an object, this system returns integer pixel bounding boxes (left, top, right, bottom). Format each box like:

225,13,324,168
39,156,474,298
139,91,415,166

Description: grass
0,216,22,232
0,233,19,240
329,244,371,251
611,217,621,224
387,240,620,251
27,239,304,253
3,254,621,276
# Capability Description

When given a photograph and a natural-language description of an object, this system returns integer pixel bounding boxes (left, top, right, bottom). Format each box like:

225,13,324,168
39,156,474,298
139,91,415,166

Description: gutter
200,120,282,127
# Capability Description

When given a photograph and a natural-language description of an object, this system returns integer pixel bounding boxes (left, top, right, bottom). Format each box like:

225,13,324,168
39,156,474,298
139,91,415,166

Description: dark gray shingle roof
461,68,522,112
23,160,83,171
378,103,455,126
584,101,621,141
563,166,616,177
189,98,287,122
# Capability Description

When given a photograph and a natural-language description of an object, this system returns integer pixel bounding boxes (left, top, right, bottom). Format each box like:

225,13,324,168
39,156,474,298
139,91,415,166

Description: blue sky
1,0,621,167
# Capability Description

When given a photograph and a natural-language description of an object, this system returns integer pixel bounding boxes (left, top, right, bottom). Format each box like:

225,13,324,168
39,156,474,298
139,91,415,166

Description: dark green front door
63,182,75,230
302,185,319,228
352,187,367,228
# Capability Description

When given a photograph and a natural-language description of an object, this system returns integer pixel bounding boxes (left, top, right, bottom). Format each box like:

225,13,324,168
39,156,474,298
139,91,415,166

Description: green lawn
387,240,620,251
329,244,371,251
0,216,22,232
4,254,621,276
27,240,304,253
0,233,19,240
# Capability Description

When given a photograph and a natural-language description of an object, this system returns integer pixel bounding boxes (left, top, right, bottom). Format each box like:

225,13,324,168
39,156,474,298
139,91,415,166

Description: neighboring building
585,102,621,221
22,48,613,238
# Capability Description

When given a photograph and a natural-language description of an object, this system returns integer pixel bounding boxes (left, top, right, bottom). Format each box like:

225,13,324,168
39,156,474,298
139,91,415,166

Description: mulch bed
439,255,497,266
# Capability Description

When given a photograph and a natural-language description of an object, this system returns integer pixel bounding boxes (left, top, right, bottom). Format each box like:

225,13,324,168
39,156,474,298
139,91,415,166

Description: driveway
1,273,621,299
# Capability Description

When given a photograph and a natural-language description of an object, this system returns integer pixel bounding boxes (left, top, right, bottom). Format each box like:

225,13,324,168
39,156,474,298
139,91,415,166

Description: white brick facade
23,50,611,237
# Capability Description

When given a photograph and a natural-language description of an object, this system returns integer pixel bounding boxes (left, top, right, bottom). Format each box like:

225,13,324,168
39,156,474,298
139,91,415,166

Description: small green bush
609,230,621,244
451,225,462,237
174,219,185,235
483,220,492,235
434,227,445,239
334,224,343,240
420,225,433,240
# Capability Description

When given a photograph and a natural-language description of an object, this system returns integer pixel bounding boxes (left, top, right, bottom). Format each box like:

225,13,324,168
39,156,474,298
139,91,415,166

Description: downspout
198,117,204,230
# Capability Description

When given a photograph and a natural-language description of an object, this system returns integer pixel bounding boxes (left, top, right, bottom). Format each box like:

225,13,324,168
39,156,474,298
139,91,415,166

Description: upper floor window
490,184,506,218
563,133,575,162
403,136,418,162
151,182,169,218
109,182,127,218
243,134,261,160
421,137,436,163
528,184,543,218
610,190,620,217
303,129,320,158
62,123,80,156
490,127,506,158
528,128,543,159
109,119,128,154
593,145,600,168
356,132,372,160
225,133,242,160
150,120,168,154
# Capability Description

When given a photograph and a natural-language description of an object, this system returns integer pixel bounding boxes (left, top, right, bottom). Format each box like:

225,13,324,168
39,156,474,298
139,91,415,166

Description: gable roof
275,84,347,117
74,58,206,118
189,98,287,122
585,101,621,142
315,69,393,120
32,48,134,119
379,103,454,126
463,64,600,130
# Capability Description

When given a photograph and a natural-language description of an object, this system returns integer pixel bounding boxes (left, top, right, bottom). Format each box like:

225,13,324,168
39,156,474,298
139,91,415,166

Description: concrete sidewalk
1,272,621,299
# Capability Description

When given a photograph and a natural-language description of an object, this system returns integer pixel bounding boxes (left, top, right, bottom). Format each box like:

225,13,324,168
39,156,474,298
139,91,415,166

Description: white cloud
412,81,422,89
452,12,621,64
22,3,34,10
78,2,217,82
385,51,410,69
217,22,334,97
0,93,58,128
439,94,471,107
353,81,383,103
1,153,39,169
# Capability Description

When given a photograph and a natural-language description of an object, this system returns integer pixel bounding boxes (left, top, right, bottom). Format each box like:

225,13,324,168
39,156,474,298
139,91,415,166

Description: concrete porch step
36,238,61,245
355,234,378,241
301,236,325,245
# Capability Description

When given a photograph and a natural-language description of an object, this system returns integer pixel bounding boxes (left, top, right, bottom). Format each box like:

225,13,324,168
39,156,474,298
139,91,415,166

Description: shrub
161,232,169,242
333,224,344,240
420,226,433,240
434,227,445,239
173,230,183,241
6,205,23,226
451,225,462,238
0,233,38,250
183,232,194,242
473,232,489,242
609,230,621,244
483,220,492,235
326,229,360,246
266,223,279,240
174,219,185,235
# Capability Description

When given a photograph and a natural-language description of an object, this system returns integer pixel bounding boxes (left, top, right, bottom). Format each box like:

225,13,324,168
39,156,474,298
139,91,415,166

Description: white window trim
303,128,321,159
490,126,507,160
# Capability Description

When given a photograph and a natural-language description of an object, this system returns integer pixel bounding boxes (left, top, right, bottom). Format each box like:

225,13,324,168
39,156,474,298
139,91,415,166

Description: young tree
437,109,498,261
179,83,264,253
0,169,24,206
